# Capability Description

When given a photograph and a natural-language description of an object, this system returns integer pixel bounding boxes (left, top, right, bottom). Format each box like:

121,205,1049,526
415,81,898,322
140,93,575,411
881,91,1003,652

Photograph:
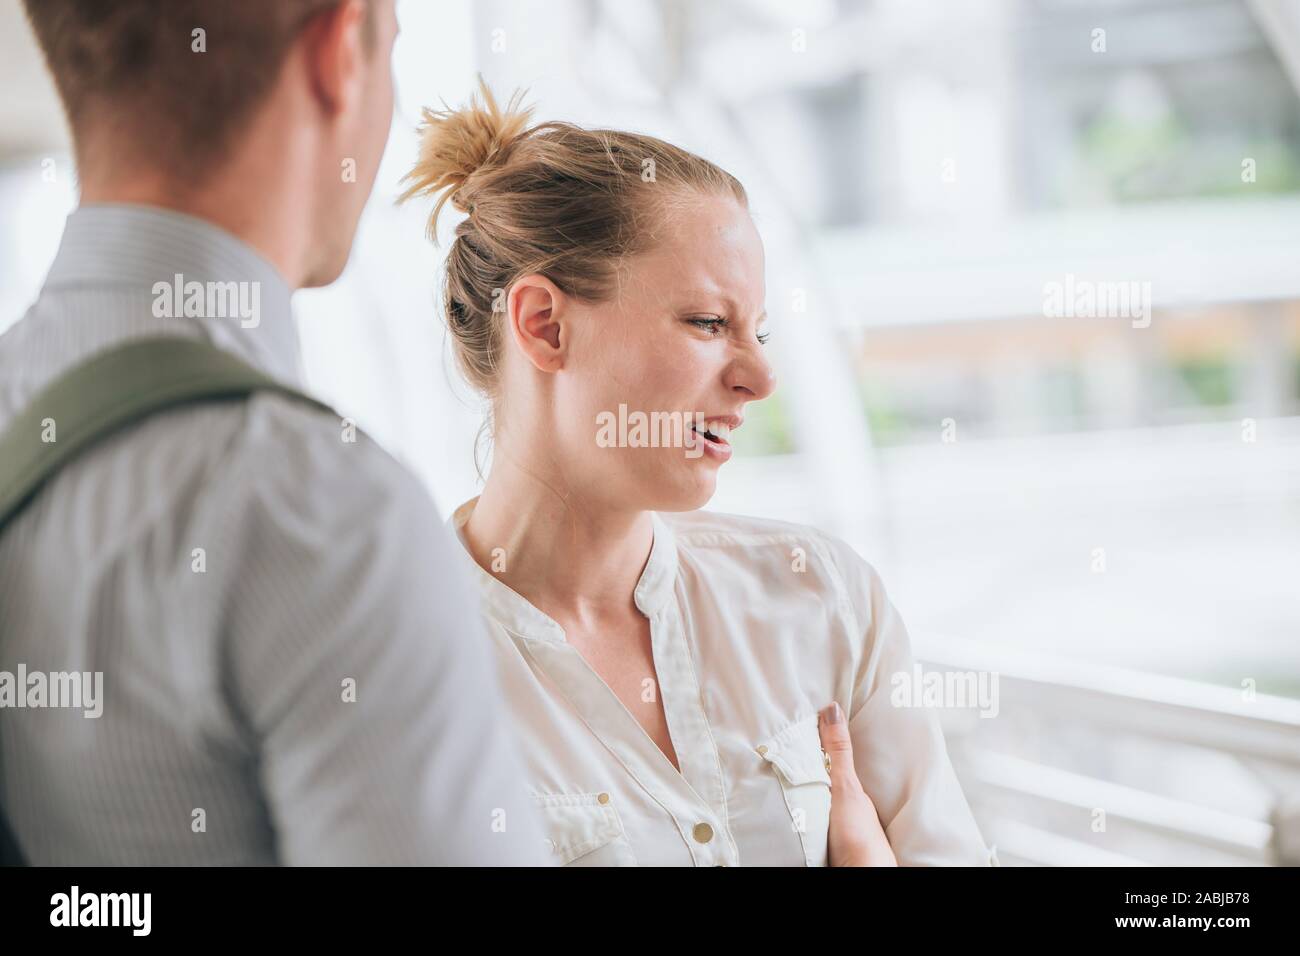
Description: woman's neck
463,455,655,623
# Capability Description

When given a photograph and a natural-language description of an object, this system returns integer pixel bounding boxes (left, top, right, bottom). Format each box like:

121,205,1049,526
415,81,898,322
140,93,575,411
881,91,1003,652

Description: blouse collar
448,496,678,642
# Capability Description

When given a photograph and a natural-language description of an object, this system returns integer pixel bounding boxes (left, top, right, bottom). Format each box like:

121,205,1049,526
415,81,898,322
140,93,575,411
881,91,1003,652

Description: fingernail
827,701,842,725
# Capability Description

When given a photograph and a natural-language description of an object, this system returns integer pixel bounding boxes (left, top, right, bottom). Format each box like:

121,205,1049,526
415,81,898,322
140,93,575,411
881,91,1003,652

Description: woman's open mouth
689,419,735,461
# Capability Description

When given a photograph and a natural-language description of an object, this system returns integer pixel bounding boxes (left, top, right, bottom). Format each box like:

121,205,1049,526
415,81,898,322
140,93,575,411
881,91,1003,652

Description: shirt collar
448,497,679,642
43,203,302,386
636,511,678,616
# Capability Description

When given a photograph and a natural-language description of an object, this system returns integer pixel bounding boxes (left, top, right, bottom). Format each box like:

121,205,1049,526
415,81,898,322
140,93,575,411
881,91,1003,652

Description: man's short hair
23,0,373,172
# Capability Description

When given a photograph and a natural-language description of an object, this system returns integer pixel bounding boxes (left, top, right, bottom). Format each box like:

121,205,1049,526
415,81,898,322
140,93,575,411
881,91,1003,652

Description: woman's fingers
818,701,856,790
818,701,898,867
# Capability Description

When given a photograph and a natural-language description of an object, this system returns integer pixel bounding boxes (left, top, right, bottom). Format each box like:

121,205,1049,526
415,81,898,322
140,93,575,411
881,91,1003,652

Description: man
0,0,546,864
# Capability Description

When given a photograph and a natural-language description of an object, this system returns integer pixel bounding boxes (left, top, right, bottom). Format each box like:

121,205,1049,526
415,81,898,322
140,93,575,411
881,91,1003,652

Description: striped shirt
0,203,547,865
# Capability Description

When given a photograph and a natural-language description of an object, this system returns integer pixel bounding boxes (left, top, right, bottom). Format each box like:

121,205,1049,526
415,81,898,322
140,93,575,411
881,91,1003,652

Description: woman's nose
724,346,777,401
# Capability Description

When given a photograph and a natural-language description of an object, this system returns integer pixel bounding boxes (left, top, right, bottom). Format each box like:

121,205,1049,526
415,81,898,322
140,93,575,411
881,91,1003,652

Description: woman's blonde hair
400,75,748,399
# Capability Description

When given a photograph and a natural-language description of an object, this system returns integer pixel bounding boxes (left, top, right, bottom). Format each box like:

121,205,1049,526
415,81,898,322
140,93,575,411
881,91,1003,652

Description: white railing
918,636,1300,867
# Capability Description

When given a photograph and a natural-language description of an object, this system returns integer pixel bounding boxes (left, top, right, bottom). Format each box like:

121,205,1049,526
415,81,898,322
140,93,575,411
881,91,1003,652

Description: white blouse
450,498,997,867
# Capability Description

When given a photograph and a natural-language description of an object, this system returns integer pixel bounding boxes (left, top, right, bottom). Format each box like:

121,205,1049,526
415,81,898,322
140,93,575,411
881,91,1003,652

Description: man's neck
78,153,312,290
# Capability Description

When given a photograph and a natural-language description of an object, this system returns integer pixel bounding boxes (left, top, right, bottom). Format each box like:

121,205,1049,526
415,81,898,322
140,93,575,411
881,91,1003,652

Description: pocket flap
756,713,832,787
531,792,625,865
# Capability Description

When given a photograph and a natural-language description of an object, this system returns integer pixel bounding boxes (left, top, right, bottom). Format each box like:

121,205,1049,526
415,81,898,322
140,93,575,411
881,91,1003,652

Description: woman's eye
688,316,726,335
757,330,771,345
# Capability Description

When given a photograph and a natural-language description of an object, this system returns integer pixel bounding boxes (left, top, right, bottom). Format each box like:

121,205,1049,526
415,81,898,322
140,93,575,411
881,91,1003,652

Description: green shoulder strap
0,335,333,530
0,335,335,865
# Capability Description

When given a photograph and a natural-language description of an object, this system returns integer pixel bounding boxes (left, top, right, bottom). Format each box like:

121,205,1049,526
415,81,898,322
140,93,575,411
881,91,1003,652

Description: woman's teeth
694,421,732,443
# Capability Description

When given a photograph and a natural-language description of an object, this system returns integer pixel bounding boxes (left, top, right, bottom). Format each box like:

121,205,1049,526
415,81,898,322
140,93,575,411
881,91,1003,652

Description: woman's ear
507,274,566,372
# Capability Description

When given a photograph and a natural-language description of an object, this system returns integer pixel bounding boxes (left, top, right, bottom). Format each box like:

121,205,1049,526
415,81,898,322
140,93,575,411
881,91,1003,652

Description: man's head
23,0,399,286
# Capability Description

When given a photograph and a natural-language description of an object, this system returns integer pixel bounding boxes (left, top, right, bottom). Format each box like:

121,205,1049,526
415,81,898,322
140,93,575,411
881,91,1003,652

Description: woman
402,80,995,867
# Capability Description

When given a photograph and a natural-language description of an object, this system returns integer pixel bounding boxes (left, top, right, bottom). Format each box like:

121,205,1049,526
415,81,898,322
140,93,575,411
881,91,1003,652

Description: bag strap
0,336,333,529
0,335,336,865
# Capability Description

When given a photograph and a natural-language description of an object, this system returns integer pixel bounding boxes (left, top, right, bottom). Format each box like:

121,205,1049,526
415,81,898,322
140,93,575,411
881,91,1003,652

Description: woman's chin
651,468,719,513
610,450,722,512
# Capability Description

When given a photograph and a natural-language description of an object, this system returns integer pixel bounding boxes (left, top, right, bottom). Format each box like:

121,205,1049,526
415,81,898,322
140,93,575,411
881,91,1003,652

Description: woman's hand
818,701,897,866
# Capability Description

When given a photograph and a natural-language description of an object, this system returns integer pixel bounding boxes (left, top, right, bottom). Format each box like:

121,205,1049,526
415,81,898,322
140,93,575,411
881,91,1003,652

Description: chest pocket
756,713,832,867
530,791,639,866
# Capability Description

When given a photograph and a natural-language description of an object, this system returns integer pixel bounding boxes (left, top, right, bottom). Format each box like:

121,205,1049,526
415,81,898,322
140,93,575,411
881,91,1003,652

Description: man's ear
508,275,566,373
301,0,369,115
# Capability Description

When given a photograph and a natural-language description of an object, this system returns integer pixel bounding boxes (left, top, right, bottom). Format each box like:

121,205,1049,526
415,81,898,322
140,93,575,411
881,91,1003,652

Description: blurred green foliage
729,388,795,456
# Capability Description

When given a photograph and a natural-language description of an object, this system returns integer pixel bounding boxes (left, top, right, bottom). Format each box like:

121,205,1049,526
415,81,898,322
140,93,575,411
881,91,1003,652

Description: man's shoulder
0,311,434,527
220,391,436,526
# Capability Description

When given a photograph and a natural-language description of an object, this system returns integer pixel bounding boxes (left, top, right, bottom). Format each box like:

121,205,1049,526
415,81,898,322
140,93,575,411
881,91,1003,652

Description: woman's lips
689,420,735,462
698,431,732,461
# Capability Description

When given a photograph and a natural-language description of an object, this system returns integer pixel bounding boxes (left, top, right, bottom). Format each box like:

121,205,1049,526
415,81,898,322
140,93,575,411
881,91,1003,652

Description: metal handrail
916,636,1300,865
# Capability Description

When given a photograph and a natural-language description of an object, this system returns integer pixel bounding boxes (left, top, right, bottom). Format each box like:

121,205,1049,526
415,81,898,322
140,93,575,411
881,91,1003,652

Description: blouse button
755,745,768,755
597,792,610,805
692,822,714,844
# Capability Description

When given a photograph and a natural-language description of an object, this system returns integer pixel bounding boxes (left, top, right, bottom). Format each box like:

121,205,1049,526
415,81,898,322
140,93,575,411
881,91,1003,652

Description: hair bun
400,74,533,238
